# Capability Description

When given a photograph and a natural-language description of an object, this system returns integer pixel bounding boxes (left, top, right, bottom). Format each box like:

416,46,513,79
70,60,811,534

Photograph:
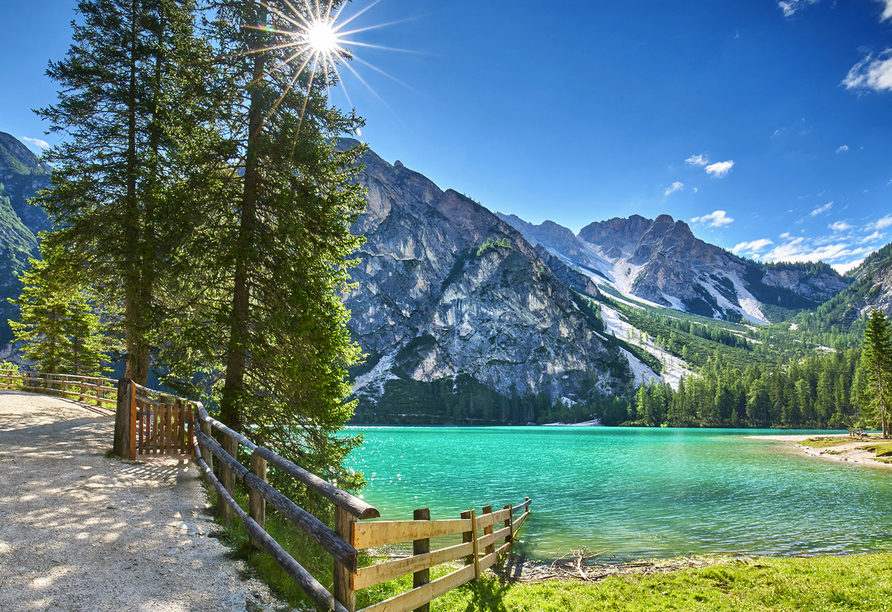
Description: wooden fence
0,368,118,406
348,498,532,612
4,370,532,611
113,378,193,459
190,395,532,612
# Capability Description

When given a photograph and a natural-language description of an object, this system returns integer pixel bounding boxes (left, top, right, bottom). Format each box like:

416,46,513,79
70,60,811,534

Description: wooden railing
190,397,532,612
0,368,117,406
3,370,532,611
349,498,532,612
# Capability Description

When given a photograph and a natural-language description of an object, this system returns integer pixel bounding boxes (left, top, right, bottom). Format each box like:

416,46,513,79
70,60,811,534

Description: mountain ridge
498,212,851,324
343,144,631,423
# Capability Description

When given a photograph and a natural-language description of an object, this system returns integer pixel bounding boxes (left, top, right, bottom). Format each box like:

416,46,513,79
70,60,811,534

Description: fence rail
350,498,532,612
5,370,532,612
0,368,118,406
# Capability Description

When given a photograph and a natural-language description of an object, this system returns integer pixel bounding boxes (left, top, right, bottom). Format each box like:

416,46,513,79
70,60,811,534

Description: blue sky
3,0,891,271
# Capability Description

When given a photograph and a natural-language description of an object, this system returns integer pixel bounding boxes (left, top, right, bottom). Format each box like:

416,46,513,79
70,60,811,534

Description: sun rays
241,0,414,134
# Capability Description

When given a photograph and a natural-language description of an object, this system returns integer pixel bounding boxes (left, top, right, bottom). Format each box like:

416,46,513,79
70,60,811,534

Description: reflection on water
345,427,892,560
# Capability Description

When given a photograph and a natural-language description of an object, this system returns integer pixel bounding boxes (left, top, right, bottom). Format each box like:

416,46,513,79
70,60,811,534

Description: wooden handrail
108,377,532,612
195,429,360,572
0,368,117,406
192,441,350,612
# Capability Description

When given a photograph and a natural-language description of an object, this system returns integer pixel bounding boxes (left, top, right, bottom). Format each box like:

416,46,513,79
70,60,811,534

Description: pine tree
860,309,892,437
8,245,115,376
155,0,367,496
34,0,213,385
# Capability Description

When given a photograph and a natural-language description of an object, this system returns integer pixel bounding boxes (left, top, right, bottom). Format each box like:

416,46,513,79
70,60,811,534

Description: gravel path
0,389,295,612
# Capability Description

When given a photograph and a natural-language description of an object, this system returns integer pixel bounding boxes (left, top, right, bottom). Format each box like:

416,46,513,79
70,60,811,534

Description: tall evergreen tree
8,243,115,376
157,0,367,495
860,309,892,437
34,0,212,385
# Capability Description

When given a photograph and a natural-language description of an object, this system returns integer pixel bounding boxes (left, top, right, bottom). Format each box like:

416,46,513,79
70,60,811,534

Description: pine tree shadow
460,575,510,612
459,553,530,612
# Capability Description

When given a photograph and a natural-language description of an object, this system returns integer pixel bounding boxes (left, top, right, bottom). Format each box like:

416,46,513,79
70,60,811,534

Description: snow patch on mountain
599,304,692,390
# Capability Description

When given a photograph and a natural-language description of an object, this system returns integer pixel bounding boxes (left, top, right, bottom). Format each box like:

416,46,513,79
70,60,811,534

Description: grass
205,485,339,608
429,554,892,612
860,442,892,457
799,436,849,449
203,482,892,612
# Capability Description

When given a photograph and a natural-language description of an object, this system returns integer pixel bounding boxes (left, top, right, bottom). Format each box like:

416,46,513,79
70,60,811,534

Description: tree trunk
123,0,149,386
220,34,266,431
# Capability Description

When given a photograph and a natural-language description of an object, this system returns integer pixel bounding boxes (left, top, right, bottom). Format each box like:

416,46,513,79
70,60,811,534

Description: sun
305,20,341,57
244,0,416,134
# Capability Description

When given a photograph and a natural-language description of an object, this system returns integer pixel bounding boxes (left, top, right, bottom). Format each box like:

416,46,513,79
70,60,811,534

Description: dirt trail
0,389,294,612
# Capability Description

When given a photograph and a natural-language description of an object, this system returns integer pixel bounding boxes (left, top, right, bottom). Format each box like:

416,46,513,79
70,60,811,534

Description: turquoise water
344,427,892,560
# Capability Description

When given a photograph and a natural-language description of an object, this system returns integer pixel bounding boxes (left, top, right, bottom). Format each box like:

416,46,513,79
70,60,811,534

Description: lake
344,426,892,560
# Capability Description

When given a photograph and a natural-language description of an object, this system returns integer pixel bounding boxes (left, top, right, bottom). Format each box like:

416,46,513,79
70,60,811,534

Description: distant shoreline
747,433,892,468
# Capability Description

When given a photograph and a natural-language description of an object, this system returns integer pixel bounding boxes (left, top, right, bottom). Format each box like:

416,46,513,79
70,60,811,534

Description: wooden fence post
461,510,474,567
470,509,480,580
413,507,431,612
334,506,356,612
218,432,238,525
504,504,513,544
113,378,134,459
482,505,494,558
249,452,267,550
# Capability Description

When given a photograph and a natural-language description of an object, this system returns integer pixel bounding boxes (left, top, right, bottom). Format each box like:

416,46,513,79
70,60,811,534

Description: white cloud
836,145,849,153
664,181,684,197
809,201,833,217
867,215,892,231
686,154,709,167
860,231,886,244
879,0,892,21
780,232,791,239
691,210,734,228
833,259,865,274
733,238,774,255
829,220,853,232
22,137,50,150
843,49,892,92
705,160,734,177
778,0,818,17
762,232,872,268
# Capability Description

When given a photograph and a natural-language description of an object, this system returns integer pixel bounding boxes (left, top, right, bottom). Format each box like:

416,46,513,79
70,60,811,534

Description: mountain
0,132,51,347
343,143,632,423
847,243,892,315
498,213,850,324
803,242,892,331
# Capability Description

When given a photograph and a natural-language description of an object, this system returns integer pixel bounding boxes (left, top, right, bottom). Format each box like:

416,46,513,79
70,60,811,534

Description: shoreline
746,433,892,468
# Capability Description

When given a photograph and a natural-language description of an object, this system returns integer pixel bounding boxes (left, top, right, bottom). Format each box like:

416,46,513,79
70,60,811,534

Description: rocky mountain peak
503,213,850,323
344,148,630,421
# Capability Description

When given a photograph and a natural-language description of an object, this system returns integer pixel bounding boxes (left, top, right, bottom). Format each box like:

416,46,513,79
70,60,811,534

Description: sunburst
242,0,415,136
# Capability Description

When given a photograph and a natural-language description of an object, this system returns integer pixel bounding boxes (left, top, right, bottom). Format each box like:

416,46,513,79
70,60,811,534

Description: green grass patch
430,554,892,612
860,442,892,457
800,436,848,449
204,484,338,609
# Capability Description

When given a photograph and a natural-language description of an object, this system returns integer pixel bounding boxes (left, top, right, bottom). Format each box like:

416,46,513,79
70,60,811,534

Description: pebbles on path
0,389,300,612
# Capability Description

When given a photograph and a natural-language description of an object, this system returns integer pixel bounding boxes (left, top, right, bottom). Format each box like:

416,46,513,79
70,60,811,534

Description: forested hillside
0,132,51,347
